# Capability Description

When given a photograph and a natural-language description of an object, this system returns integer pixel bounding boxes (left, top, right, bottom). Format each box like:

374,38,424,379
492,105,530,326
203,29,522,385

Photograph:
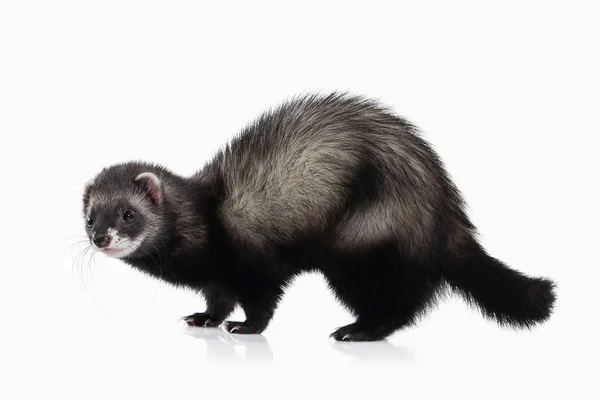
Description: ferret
82,92,556,341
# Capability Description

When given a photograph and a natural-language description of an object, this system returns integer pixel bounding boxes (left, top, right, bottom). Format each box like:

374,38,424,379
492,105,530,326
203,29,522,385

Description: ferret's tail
441,239,556,328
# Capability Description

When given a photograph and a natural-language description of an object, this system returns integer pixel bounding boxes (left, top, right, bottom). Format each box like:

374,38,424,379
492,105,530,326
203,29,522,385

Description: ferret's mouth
97,244,141,258
102,248,123,255
98,247,129,258
90,232,143,258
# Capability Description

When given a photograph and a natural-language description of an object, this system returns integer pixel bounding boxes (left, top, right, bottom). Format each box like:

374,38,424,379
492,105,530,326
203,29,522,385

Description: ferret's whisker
71,244,91,288
64,240,89,260
80,246,91,292
87,245,96,285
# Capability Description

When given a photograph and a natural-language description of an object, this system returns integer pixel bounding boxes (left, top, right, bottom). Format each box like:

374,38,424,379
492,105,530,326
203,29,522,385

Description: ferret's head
82,163,168,259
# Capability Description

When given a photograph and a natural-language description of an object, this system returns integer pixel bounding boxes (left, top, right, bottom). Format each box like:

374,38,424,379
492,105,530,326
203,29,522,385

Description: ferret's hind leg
183,284,237,327
324,244,440,341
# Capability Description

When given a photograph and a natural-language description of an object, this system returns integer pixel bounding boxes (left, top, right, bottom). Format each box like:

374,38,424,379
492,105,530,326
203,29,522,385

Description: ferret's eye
122,210,135,222
86,217,94,227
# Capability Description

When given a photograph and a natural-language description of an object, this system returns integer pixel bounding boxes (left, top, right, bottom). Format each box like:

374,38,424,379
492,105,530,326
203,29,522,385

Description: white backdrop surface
0,1,598,399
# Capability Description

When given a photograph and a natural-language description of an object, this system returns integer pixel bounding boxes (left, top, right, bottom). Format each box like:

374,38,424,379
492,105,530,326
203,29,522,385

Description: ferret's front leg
220,287,283,334
183,285,236,327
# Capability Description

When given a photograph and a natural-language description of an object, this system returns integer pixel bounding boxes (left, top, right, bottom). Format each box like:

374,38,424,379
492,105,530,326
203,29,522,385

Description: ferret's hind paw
220,321,264,335
182,313,222,327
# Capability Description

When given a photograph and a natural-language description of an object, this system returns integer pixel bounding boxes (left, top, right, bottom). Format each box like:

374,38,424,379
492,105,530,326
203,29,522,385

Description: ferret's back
210,93,455,254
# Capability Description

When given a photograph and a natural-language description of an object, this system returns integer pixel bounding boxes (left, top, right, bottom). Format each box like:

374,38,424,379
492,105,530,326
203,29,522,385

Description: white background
1,1,598,399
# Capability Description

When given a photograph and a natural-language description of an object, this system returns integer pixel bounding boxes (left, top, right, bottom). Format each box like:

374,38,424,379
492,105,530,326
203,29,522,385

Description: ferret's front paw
182,313,222,327
220,321,265,334
329,323,384,342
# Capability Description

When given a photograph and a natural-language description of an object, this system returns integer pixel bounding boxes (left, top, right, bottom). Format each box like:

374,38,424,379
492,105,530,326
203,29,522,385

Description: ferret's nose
93,235,111,249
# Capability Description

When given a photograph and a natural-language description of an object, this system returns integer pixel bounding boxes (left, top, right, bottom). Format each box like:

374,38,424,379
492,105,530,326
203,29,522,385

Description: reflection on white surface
182,325,416,365
182,326,274,363
330,340,415,364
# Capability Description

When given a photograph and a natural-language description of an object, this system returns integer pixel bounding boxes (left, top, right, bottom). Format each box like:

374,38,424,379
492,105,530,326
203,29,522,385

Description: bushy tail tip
443,242,557,328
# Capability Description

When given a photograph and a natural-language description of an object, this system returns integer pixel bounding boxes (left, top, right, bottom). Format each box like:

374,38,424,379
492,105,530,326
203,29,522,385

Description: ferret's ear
83,178,95,205
84,178,95,190
83,178,95,196
135,172,162,204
